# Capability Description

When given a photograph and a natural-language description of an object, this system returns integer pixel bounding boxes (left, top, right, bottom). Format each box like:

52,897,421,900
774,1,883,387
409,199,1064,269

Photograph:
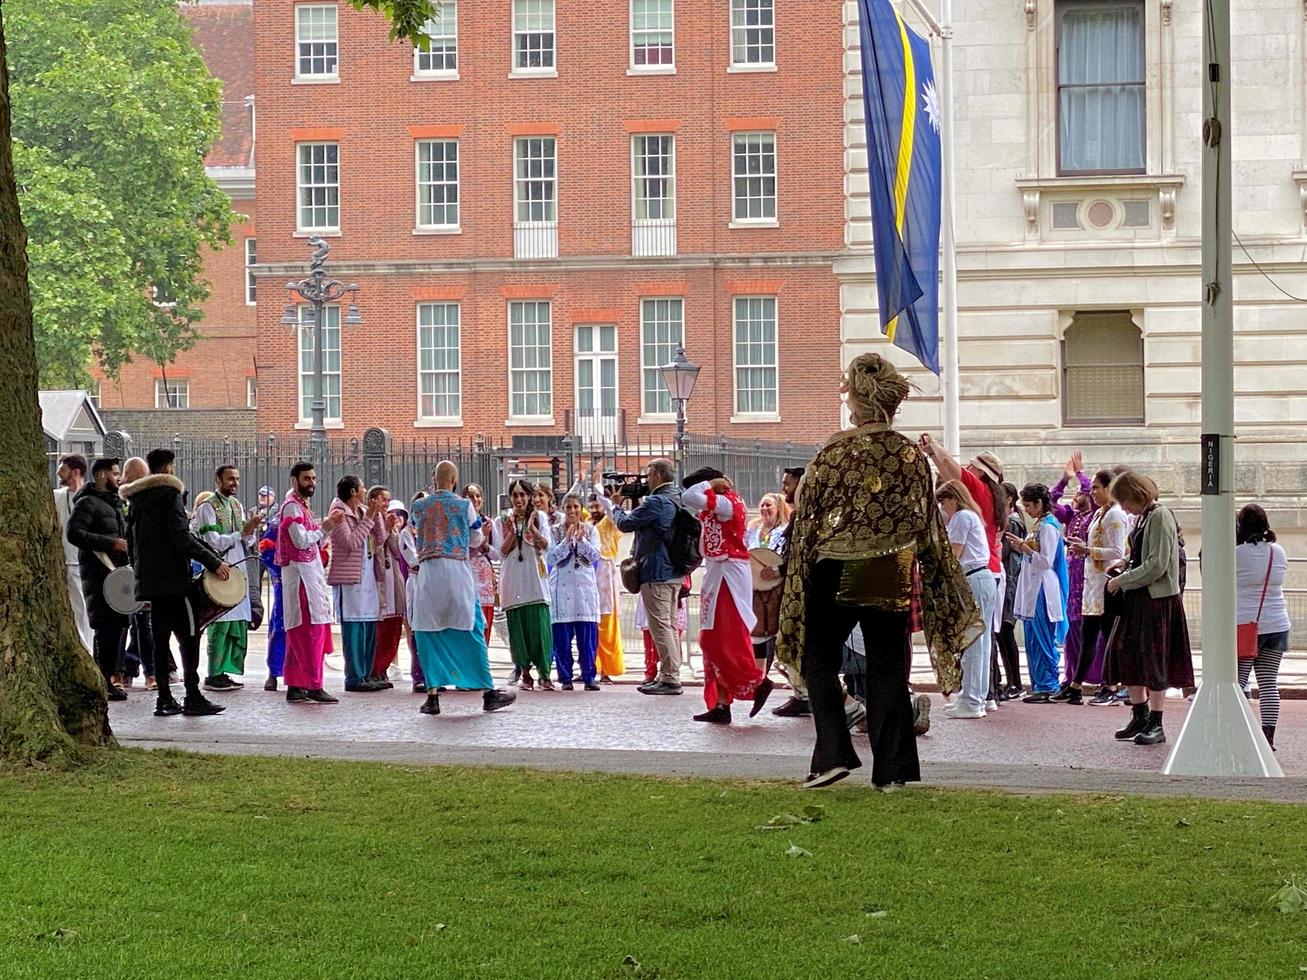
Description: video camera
603,470,649,502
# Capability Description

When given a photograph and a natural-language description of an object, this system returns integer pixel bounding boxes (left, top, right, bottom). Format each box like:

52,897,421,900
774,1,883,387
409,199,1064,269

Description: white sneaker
844,700,867,730
947,703,987,719
985,699,999,711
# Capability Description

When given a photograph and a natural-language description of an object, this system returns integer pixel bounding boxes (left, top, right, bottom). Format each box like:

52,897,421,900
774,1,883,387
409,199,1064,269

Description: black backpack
667,508,703,577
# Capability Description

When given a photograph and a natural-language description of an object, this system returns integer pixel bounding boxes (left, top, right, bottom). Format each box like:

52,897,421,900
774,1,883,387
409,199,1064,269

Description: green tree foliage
5,0,235,387
349,0,440,44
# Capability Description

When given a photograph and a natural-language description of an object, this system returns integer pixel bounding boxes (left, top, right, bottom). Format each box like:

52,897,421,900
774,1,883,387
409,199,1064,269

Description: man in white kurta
410,461,516,716
54,454,92,651
276,465,341,703
194,466,261,691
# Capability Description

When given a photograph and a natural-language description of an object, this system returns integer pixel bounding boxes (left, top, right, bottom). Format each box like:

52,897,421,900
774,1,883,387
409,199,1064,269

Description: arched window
1061,310,1144,424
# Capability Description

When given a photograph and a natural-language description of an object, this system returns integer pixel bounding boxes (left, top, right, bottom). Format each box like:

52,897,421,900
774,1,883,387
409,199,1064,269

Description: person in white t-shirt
1235,503,1292,749
937,480,997,719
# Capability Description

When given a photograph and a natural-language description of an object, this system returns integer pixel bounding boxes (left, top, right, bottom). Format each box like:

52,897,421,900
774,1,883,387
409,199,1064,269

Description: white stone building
839,0,1307,549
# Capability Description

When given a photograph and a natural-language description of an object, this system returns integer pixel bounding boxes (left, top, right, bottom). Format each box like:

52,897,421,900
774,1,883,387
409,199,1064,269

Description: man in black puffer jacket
66,457,130,700
121,448,231,717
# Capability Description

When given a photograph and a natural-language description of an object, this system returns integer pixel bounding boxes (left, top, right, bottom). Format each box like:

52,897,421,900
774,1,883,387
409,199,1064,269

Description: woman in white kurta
1065,469,1129,701
1007,483,1069,700
547,494,603,690
498,478,555,689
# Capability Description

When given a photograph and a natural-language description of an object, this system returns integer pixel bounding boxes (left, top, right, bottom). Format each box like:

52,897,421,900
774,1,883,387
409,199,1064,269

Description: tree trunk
0,9,113,764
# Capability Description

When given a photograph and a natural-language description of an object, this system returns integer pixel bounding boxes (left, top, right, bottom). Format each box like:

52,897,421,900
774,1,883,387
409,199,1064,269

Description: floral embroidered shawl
776,423,983,692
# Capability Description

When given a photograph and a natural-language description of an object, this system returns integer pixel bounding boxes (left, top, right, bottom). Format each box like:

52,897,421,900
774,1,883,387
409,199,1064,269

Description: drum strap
94,552,116,573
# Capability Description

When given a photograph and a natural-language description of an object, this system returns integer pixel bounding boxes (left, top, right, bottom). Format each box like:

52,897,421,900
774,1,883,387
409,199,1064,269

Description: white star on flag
923,80,941,134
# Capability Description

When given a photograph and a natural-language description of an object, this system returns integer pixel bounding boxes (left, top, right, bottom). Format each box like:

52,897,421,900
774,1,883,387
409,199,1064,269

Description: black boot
483,688,517,712
693,704,732,724
1134,710,1165,745
1115,703,1149,741
1263,725,1277,751
182,693,226,716
420,692,441,715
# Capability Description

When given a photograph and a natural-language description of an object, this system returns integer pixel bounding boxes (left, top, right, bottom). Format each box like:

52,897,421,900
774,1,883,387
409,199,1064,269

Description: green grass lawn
1,751,1305,978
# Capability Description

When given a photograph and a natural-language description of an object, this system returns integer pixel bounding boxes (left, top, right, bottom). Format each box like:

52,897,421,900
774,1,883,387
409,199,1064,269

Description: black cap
683,466,724,488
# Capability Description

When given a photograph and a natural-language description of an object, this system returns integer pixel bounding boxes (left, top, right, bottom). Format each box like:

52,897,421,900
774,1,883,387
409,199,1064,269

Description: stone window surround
1057,308,1146,427
1019,0,1183,241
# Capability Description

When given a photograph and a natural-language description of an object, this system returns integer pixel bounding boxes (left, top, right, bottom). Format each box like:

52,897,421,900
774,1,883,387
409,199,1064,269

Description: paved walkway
110,663,1307,803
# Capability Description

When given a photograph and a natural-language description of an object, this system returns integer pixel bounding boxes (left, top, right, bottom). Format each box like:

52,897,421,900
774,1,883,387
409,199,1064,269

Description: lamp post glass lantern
284,237,361,462
659,345,700,484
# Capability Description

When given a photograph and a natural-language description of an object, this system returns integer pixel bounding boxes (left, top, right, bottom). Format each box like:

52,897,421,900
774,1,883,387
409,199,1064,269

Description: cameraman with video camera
609,458,684,695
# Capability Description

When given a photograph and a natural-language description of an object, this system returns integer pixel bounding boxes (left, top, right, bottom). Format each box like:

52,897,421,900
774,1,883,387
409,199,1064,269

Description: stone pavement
110,660,1307,804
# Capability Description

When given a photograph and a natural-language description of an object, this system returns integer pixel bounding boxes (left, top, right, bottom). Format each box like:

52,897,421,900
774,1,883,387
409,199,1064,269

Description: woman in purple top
1048,453,1093,694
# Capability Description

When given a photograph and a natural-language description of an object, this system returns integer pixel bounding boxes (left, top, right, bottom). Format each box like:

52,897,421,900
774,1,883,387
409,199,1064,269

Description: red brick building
252,0,848,445
93,0,259,440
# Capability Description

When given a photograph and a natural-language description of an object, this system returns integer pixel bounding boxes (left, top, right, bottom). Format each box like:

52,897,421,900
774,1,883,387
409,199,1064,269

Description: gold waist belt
834,548,914,610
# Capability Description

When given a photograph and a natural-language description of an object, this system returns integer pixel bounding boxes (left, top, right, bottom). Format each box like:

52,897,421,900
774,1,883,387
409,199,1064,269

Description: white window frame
514,136,557,224
412,2,459,79
573,324,621,444
246,377,258,410
507,300,554,422
639,297,684,420
629,0,675,74
297,142,340,233
511,0,556,76
294,4,339,82
631,134,675,221
414,139,461,231
731,295,780,420
296,305,342,425
416,302,463,424
244,237,257,305
730,131,778,226
88,380,101,409
729,0,776,71
154,378,190,410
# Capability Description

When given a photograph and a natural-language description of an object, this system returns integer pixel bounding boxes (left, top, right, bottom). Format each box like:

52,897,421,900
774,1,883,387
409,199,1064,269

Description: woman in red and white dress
682,468,775,724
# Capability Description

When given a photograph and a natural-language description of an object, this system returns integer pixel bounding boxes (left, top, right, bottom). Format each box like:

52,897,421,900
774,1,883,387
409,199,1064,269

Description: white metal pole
1163,0,1280,777
937,0,961,457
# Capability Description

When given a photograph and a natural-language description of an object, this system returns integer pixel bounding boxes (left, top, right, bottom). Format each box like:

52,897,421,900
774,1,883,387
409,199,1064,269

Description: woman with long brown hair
937,479,996,720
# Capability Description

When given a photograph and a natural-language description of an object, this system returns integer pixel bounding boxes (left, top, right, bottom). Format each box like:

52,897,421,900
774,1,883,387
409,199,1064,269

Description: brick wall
93,206,259,412
102,408,258,447
255,263,843,439
252,1,849,442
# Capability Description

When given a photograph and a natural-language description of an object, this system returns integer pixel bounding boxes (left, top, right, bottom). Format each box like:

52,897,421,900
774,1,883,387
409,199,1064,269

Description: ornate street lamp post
281,237,362,464
659,345,700,486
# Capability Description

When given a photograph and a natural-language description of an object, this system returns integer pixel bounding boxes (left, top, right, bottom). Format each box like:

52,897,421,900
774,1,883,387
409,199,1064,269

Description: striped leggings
1236,630,1289,728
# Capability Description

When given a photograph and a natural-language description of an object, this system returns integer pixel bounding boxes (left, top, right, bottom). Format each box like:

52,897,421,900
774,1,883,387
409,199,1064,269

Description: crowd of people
50,353,1294,783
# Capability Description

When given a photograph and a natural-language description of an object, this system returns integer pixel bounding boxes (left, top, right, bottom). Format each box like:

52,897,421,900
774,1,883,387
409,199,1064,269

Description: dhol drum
187,564,248,632
102,565,145,616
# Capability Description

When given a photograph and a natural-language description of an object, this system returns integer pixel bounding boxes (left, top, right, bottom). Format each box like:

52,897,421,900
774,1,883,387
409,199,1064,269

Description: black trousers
800,560,920,787
996,621,1022,689
149,595,202,701
122,610,170,680
92,617,127,685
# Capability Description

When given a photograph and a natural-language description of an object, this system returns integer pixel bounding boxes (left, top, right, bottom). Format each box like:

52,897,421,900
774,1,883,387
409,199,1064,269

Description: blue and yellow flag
858,0,942,374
